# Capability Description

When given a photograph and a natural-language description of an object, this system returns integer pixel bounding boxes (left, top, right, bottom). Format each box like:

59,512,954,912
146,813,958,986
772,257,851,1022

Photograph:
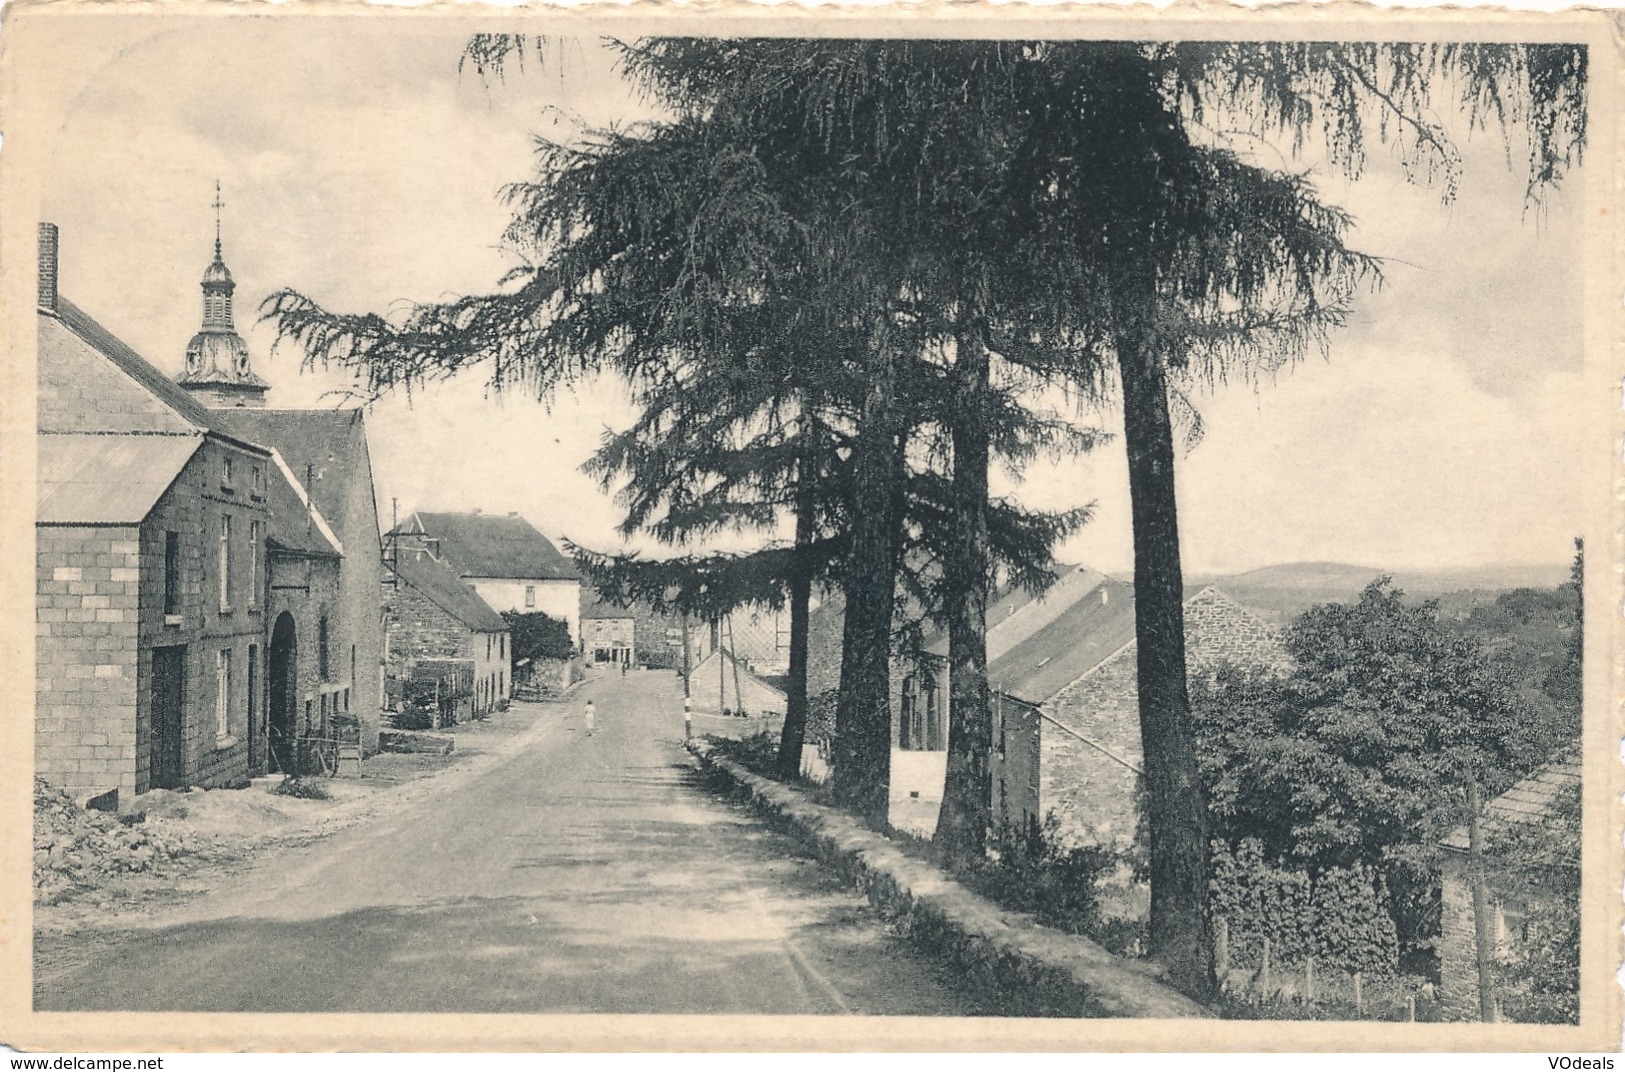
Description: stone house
581,613,636,668
800,566,1286,847
215,410,384,756
987,577,1286,851
689,647,787,718
169,213,384,765
579,591,707,672
382,548,511,724
35,223,272,804
390,511,581,646
1437,751,1581,1022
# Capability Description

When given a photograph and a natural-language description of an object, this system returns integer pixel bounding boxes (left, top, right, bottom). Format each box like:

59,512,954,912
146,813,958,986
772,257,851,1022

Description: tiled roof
387,549,509,633
1442,750,1582,854
399,511,579,581
37,432,202,525
51,299,267,454
215,409,369,541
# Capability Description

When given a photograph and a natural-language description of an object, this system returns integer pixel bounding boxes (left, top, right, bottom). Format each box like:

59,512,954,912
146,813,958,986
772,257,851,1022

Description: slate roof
399,511,579,581
37,432,203,525
215,409,369,540
989,576,1139,705
262,452,342,557
52,298,268,454
387,550,509,633
1442,750,1582,855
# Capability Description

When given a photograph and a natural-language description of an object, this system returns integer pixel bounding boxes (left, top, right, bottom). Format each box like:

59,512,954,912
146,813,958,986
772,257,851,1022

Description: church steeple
177,181,268,408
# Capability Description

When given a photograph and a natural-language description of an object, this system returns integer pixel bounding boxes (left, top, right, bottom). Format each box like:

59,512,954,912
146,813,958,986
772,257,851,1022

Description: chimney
38,222,58,315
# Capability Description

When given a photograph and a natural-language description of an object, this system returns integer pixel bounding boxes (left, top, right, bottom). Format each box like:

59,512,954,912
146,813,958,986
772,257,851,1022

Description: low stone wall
687,740,1207,1019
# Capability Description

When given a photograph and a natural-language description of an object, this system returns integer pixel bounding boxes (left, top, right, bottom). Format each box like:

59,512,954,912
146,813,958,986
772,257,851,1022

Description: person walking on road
584,698,597,737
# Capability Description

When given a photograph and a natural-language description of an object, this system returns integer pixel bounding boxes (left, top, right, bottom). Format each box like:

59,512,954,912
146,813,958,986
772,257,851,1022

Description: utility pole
680,611,692,698
1467,780,1498,1023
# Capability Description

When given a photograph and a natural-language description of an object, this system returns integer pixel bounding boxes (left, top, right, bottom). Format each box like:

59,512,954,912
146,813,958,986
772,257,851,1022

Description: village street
34,670,979,1015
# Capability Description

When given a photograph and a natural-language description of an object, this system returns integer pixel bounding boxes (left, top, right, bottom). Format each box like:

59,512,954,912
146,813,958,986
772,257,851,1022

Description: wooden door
150,645,186,790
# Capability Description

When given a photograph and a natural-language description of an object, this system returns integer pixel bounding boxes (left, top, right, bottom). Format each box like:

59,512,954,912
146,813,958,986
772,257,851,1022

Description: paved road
36,670,978,1015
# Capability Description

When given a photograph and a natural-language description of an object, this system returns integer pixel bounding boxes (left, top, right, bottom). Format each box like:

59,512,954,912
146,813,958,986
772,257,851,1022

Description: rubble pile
33,778,202,905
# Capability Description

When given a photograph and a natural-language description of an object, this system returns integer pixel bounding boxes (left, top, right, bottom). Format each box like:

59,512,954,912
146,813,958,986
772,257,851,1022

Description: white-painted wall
689,649,786,716
466,577,580,645
888,748,948,838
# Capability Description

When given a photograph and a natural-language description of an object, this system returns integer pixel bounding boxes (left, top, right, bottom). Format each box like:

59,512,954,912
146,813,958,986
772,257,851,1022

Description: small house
382,548,511,725
390,510,581,646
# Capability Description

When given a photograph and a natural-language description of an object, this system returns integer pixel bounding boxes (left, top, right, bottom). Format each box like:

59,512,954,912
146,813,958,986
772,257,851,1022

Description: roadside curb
686,738,1208,1019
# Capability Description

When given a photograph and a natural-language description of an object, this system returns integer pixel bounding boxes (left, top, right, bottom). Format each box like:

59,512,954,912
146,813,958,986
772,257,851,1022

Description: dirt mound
33,778,205,906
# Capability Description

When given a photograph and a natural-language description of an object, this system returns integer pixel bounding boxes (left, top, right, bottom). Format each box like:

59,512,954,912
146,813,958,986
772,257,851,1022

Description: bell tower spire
212,179,224,259
176,180,268,408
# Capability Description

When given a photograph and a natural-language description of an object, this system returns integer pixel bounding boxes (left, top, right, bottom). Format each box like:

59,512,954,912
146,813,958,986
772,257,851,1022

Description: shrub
957,813,1114,941
1211,838,1399,979
270,777,331,801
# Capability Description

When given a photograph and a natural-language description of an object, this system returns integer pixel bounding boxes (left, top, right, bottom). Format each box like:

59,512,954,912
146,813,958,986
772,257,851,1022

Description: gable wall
38,317,193,434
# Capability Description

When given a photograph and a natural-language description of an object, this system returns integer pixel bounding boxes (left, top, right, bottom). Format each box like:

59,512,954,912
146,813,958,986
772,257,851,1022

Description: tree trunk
832,328,900,829
775,457,817,781
1117,336,1216,1001
936,328,993,859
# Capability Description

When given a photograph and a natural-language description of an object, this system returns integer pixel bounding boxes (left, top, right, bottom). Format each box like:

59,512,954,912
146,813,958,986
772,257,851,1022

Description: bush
705,731,780,776
956,813,1114,942
270,777,331,801
1211,838,1399,979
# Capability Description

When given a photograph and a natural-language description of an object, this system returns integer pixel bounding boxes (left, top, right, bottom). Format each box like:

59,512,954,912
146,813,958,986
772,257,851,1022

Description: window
500,634,506,660
250,465,264,500
924,679,943,751
222,455,234,489
248,520,261,609
215,648,232,738
318,614,330,681
525,585,536,608
899,678,916,750
163,531,181,616
218,514,233,612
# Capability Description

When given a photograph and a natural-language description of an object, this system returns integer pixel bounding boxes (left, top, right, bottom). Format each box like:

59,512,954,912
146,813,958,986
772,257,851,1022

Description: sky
30,19,1593,576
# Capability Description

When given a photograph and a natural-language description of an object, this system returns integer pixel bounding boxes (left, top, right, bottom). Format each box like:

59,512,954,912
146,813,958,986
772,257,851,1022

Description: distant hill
1187,561,1573,628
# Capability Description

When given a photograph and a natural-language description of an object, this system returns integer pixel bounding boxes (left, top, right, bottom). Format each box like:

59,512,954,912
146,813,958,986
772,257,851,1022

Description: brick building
382,548,511,724
36,223,272,803
390,511,581,646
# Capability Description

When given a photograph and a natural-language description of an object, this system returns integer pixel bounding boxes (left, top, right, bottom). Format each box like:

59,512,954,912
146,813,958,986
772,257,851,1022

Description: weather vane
211,179,224,256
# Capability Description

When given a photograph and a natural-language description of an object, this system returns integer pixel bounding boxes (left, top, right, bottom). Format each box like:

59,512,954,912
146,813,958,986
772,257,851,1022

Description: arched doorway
269,612,297,774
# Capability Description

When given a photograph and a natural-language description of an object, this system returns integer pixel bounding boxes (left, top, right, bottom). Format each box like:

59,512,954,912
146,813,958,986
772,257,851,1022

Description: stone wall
36,525,142,802
37,437,268,802
38,315,191,435
1037,587,1286,854
335,419,384,753
991,694,1042,834
265,552,345,749
382,575,507,723
179,441,267,791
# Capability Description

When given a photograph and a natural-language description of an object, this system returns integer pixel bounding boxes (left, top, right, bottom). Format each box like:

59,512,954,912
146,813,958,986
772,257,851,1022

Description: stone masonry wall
1038,587,1286,854
36,524,142,802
